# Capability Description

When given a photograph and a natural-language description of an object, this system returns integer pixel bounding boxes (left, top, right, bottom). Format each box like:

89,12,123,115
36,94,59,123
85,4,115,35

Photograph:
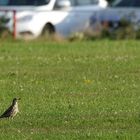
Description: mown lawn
0,40,139,140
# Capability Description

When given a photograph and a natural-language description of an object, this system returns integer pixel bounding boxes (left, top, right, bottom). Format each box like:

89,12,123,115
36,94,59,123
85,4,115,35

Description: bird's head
12,98,21,105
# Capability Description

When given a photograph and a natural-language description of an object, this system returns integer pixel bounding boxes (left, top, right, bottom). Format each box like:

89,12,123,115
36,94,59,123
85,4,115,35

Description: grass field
0,40,139,139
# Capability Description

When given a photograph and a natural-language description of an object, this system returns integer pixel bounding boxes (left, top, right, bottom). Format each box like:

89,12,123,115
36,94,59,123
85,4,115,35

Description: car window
69,0,76,6
54,0,99,9
111,0,140,7
70,0,98,6
0,0,9,5
0,0,50,6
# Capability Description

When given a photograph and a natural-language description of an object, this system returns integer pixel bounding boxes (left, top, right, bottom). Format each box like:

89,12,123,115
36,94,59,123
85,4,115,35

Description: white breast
12,102,19,117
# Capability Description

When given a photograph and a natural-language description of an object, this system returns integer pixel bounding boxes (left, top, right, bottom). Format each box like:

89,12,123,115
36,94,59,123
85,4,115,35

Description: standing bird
0,98,20,119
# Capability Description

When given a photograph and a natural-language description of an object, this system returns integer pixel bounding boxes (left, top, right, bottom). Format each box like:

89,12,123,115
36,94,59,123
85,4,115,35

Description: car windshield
0,0,50,6
111,0,140,7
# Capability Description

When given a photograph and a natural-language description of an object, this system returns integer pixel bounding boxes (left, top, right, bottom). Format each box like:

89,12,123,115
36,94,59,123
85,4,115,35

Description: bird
0,98,20,119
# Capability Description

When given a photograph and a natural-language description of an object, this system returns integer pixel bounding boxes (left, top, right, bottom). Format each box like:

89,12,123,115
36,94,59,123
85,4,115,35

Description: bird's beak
18,98,21,100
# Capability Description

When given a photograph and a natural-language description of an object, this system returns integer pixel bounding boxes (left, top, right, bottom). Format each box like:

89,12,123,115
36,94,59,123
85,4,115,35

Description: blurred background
0,0,140,40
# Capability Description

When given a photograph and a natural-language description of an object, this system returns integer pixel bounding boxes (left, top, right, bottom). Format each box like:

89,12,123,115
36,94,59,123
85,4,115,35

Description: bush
0,29,13,40
79,19,140,40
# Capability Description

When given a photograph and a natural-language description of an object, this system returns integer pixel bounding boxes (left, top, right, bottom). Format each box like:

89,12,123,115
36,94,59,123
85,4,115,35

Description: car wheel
41,23,55,36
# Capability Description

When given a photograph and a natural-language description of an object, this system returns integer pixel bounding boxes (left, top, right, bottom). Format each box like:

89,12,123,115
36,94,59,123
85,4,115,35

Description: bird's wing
0,105,13,118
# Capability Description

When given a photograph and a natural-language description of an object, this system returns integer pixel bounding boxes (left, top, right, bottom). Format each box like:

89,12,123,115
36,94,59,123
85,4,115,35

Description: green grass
0,40,139,139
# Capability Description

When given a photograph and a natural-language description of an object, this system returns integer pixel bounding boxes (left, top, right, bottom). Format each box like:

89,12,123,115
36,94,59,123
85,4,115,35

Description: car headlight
18,15,33,22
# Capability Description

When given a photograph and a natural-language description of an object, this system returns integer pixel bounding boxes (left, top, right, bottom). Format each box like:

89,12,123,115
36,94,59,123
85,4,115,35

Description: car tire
41,23,55,36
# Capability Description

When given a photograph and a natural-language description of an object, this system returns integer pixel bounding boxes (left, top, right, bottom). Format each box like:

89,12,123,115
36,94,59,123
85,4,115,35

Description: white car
0,0,108,39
